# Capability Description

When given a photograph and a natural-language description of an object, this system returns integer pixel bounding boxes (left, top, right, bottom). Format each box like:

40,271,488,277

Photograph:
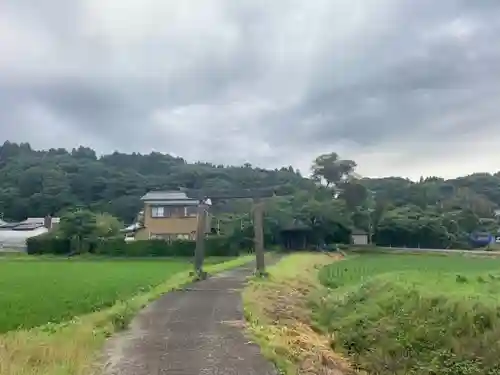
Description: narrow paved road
102,263,276,375
355,247,500,256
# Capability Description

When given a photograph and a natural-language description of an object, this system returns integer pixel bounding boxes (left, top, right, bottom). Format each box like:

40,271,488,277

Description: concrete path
102,263,277,375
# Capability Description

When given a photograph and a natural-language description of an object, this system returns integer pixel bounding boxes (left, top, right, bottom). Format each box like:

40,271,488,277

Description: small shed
351,229,369,245
280,220,312,251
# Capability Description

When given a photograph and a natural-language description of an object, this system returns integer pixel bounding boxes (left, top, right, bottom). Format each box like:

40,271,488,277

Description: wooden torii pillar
253,197,265,275
194,200,209,278
188,189,275,278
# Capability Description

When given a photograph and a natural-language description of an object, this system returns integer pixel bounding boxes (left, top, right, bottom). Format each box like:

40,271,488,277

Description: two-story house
134,190,210,241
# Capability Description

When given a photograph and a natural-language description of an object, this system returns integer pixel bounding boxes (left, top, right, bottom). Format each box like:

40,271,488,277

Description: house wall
139,202,210,240
352,234,368,245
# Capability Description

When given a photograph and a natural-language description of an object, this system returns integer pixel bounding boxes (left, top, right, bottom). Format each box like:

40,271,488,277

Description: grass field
0,255,254,375
319,253,500,289
315,253,500,375
0,258,227,333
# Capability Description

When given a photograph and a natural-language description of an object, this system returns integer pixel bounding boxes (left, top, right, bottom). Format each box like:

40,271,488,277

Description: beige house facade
135,191,210,241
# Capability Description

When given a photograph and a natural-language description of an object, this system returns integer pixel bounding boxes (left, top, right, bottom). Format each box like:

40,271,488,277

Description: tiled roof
21,217,60,225
352,228,368,235
141,191,197,202
12,223,45,231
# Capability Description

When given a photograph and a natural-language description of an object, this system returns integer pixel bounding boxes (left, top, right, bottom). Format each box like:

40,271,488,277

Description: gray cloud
1,0,500,179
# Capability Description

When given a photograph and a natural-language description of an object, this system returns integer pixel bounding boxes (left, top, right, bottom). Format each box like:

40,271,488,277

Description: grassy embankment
0,255,253,375
316,254,500,375
243,253,357,375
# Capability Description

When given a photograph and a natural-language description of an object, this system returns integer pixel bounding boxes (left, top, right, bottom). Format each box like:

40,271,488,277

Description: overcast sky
1,1,500,180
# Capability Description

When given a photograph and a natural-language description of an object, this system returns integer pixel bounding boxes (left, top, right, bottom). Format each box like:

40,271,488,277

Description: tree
311,152,357,188
94,213,123,238
339,182,368,209
1,141,499,251
0,142,313,222
58,209,98,253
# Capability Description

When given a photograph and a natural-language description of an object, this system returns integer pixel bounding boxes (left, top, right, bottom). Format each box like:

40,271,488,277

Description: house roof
280,219,311,231
141,191,199,205
352,228,368,235
21,217,60,225
12,222,46,231
0,217,60,231
0,222,20,229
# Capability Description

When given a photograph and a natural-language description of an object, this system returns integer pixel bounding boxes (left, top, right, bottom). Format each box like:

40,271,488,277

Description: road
352,246,500,256
102,263,276,375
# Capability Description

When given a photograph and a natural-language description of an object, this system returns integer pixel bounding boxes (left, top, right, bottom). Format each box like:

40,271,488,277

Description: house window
186,206,198,217
150,205,194,218
165,206,185,217
151,206,164,218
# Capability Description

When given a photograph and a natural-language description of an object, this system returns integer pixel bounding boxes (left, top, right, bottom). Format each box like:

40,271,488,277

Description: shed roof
351,228,368,235
280,219,311,231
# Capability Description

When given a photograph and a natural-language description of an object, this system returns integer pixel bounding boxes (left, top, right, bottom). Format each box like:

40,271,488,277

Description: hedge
26,235,245,257
26,235,71,255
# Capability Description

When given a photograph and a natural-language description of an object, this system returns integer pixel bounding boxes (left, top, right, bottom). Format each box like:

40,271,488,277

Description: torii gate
184,188,278,278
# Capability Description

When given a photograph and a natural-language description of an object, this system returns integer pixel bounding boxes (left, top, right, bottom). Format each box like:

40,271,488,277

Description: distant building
0,216,59,251
351,229,369,245
134,190,211,241
19,216,60,230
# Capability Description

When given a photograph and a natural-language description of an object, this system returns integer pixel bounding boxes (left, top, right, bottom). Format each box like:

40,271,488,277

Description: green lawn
0,258,200,333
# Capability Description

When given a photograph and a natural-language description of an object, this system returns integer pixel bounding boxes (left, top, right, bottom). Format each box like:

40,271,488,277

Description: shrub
315,279,500,375
206,236,241,256
26,234,71,255
94,236,242,257
27,233,247,257
315,255,500,375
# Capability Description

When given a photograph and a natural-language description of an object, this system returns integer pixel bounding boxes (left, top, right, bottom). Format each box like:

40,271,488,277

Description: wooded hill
1,141,499,248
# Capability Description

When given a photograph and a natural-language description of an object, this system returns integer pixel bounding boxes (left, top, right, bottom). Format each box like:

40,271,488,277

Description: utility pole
253,198,266,275
194,200,209,279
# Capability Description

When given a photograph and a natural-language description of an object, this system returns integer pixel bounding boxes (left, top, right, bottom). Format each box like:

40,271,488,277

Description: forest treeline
1,141,499,248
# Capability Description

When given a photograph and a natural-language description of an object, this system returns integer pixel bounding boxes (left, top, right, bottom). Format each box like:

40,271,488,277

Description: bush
206,236,242,256
26,235,71,255
94,236,243,257
27,233,247,257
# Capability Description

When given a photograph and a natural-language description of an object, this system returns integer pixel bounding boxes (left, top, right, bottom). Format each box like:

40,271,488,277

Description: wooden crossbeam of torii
183,188,280,278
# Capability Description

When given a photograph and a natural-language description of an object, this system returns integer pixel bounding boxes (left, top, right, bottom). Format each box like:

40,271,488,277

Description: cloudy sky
1,1,500,180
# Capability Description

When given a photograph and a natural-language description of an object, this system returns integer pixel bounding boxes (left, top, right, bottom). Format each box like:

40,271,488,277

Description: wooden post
253,198,265,274
194,201,208,278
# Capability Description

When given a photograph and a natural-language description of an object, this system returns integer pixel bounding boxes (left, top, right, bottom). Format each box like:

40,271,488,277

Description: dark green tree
311,152,357,188
59,209,98,253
